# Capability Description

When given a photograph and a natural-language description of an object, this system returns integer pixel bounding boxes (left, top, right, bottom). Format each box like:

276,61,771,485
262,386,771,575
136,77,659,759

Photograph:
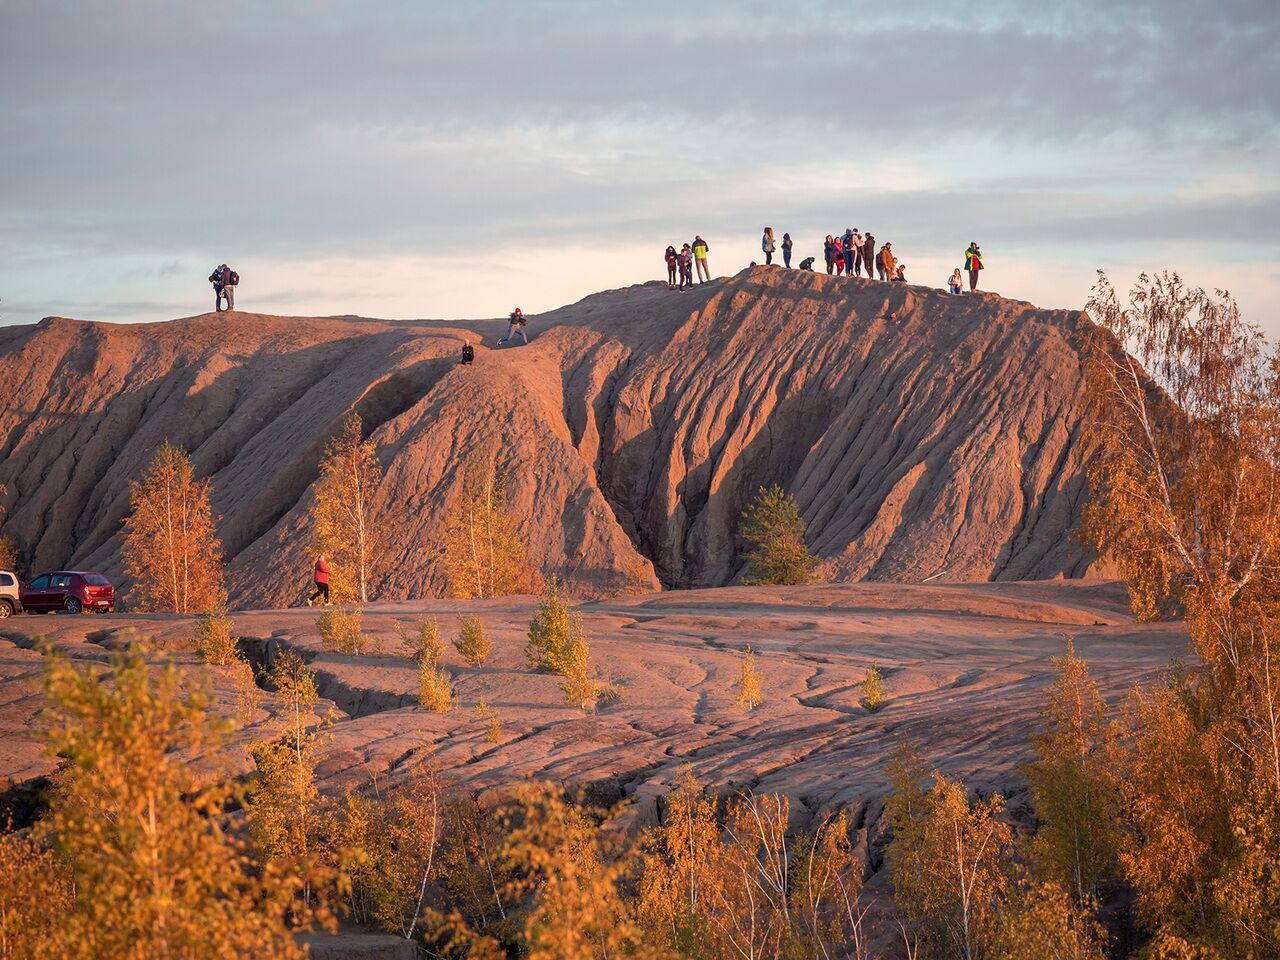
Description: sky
1,0,1277,330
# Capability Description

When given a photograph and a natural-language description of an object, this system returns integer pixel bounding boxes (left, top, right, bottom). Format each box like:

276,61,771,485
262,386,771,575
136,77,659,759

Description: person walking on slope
948,268,964,294
965,242,984,291
843,229,857,276
498,307,529,345
862,233,876,278
781,232,793,268
692,235,710,283
308,554,331,606
665,245,679,289
823,235,836,275
677,244,694,290
762,227,776,265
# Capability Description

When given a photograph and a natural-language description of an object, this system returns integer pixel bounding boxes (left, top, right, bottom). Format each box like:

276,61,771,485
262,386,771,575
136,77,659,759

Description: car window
84,574,111,586
51,575,71,588
29,575,49,589
0,574,13,587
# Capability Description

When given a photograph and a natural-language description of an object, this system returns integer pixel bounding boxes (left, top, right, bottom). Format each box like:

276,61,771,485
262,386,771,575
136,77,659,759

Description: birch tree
311,412,387,603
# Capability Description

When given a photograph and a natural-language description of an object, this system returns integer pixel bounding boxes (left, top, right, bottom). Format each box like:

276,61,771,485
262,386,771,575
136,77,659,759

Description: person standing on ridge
208,263,238,311
849,229,864,276
862,233,876,278
677,244,694,290
664,245,679,289
692,235,710,283
308,554,331,606
948,268,964,294
823,235,836,274
762,227,776,265
498,307,529,346
843,229,857,276
781,232,793,268
965,242,984,291
878,242,896,281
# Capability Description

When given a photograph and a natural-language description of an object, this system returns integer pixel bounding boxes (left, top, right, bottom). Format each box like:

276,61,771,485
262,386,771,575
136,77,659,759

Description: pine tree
121,441,224,612
441,454,528,599
311,412,387,604
738,485,819,586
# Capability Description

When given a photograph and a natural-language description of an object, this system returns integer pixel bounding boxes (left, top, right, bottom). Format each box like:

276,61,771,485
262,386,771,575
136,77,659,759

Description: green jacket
965,247,983,270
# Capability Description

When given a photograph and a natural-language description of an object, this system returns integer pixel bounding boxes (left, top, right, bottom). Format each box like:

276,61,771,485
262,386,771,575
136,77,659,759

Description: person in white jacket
762,227,776,265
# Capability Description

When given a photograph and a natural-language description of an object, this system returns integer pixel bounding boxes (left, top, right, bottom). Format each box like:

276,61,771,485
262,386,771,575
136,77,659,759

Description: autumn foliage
311,412,388,604
441,453,530,599
121,441,223,613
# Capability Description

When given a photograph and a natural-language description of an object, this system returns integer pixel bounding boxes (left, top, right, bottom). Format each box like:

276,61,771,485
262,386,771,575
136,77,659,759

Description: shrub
557,632,603,709
454,616,492,667
194,604,239,665
397,618,443,664
230,656,261,726
738,484,819,586
862,663,885,712
476,699,502,743
317,605,369,655
526,580,572,671
734,645,763,710
418,658,453,713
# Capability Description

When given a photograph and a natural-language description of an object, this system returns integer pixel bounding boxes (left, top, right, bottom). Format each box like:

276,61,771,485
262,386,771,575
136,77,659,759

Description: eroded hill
0,267,1101,606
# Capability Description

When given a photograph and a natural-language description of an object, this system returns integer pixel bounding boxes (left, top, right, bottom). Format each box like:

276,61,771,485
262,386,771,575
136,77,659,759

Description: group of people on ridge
757,230,985,292
663,236,711,291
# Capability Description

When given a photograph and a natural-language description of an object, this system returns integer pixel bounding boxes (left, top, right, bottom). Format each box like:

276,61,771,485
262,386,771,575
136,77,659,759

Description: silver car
0,570,21,618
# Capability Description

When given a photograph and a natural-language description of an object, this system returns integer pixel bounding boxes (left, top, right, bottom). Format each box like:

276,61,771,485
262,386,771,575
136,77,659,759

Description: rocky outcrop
0,267,1101,607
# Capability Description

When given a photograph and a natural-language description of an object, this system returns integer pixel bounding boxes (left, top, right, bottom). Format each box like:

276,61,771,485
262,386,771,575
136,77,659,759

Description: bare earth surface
2,580,1185,832
0,267,1105,606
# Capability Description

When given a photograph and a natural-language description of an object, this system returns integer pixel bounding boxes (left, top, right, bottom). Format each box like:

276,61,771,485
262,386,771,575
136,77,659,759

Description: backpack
227,270,239,286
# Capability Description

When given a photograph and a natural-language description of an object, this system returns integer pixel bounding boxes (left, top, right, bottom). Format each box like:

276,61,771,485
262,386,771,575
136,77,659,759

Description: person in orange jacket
308,554,331,605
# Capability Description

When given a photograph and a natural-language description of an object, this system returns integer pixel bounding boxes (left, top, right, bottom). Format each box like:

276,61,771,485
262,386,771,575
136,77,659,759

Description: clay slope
0,267,1101,607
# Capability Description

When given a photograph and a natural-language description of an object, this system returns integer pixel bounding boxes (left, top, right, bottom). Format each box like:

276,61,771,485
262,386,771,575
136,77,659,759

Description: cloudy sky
2,0,1277,329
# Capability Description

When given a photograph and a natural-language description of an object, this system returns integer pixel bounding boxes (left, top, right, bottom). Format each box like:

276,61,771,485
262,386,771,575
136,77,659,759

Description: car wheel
0,600,12,619
65,597,83,615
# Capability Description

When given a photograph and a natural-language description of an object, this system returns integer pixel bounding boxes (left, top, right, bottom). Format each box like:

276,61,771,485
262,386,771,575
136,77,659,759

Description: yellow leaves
418,658,453,713
398,617,443,663
316,604,370,655
193,603,238,665
312,412,388,604
862,662,886,712
454,615,491,667
121,440,223,613
734,644,763,710
441,454,530,599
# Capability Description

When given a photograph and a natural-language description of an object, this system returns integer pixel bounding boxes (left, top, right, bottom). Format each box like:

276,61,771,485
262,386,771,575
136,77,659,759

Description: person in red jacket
308,554,331,606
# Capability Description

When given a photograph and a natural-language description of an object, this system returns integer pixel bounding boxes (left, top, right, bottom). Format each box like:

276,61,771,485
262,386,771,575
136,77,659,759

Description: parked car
20,571,115,614
0,570,21,618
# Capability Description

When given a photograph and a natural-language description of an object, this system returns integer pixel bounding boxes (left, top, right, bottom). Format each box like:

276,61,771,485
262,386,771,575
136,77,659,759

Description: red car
21,571,115,614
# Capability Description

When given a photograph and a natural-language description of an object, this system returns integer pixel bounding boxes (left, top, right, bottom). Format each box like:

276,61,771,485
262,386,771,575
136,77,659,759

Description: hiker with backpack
208,263,239,311
948,268,964,294
665,246,679,289
307,554,331,606
762,227,776,265
498,307,529,346
843,229,858,276
965,242,984,291
862,233,876,278
781,233,793,268
692,236,710,282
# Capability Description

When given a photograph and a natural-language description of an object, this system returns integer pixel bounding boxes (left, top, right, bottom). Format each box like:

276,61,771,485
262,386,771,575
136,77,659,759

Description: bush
526,580,572,671
476,699,502,743
194,605,239,666
734,645,763,710
418,658,453,713
862,663,885,712
454,616,492,667
397,618,443,664
557,632,604,709
317,605,369,655
739,485,820,586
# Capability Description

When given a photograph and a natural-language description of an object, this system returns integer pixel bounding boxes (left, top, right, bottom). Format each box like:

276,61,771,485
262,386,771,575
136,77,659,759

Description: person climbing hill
664,245,679,289
498,307,529,346
965,242,984,291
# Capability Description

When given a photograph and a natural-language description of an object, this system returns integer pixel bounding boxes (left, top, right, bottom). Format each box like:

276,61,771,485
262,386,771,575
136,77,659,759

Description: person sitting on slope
797,256,816,271
460,340,475,365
